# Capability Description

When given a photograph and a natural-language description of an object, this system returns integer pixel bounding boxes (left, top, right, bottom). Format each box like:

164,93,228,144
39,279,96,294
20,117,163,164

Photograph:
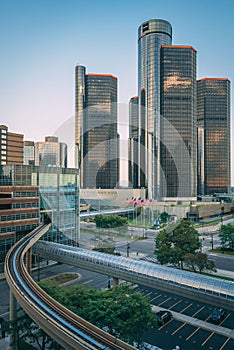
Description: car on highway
209,307,226,323
155,310,172,325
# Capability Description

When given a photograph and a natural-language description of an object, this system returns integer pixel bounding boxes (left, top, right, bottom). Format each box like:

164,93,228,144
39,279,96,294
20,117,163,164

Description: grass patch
196,219,221,227
202,272,234,282
211,248,234,256
44,272,79,285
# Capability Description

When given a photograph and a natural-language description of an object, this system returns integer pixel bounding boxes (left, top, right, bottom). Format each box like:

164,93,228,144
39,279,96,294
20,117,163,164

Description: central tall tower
138,19,172,199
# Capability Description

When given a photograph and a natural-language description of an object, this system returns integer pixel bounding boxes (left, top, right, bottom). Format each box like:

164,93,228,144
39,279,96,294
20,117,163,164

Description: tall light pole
210,233,214,250
127,243,130,257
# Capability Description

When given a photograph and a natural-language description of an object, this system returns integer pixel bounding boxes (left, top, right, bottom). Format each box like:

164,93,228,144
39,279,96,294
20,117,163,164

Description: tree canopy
219,224,234,251
154,220,201,269
39,282,156,346
94,214,128,228
184,252,216,274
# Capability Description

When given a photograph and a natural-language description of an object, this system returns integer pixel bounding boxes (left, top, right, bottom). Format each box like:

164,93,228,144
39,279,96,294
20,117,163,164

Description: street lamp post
127,243,130,257
210,233,214,250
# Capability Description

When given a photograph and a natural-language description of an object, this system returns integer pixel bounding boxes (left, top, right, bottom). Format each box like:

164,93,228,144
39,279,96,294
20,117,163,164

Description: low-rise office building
0,165,79,271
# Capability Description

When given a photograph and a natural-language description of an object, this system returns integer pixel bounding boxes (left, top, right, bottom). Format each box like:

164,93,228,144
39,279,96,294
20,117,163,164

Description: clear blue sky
0,0,233,184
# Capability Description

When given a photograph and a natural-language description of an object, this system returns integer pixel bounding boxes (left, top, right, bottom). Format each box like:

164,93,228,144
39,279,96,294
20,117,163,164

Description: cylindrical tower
75,65,86,184
138,19,172,199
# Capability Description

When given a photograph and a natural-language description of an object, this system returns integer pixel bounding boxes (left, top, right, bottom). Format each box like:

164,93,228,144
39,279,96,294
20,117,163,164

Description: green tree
155,220,201,269
184,252,216,273
9,308,62,350
39,282,156,346
219,224,234,251
160,211,170,223
94,214,128,228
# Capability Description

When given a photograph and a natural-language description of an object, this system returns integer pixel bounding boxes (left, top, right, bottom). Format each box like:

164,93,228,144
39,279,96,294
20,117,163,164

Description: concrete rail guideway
4,224,136,350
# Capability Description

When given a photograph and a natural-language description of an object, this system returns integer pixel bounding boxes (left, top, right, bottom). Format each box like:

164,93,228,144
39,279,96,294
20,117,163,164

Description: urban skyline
0,0,233,184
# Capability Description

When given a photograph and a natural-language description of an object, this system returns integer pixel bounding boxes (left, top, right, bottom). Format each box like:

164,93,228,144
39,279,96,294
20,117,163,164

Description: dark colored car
209,308,226,323
155,310,172,325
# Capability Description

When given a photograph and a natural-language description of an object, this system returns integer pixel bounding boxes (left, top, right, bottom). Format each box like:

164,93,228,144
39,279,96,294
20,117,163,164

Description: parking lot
137,285,234,350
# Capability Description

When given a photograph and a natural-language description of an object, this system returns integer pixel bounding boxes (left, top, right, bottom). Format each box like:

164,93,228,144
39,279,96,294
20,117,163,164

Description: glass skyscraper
197,78,231,195
138,19,172,199
0,164,80,263
128,96,139,188
75,66,119,189
160,46,197,199
34,136,67,168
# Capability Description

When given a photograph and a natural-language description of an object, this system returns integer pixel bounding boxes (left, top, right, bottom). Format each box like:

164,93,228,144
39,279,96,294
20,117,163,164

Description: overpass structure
80,207,136,219
34,241,234,311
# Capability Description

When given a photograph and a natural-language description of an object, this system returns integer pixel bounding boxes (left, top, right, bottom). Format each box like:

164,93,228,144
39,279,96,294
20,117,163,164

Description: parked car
155,310,172,325
209,308,226,323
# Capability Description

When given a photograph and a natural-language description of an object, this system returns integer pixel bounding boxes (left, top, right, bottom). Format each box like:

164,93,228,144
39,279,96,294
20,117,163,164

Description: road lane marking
171,322,187,335
169,300,182,309
82,279,94,285
219,313,230,326
0,311,9,317
150,294,162,302
186,327,200,340
181,303,193,313
192,306,205,317
202,331,214,346
220,337,231,350
158,319,173,330
158,297,172,307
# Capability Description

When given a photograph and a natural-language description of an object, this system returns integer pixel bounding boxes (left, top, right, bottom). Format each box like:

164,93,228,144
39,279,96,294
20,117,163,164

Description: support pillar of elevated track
112,277,119,288
9,291,17,350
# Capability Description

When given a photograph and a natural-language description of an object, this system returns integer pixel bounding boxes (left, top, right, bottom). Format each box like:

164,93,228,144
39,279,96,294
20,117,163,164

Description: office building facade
75,66,119,189
24,140,35,165
160,46,197,199
34,136,67,168
197,78,231,195
138,19,172,199
0,165,79,270
128,96,139,188
0,125,24,165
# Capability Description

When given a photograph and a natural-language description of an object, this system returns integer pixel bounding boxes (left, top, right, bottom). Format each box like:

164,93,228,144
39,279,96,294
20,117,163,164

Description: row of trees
94,214,128,228
220,223,234,251
154,220,216,273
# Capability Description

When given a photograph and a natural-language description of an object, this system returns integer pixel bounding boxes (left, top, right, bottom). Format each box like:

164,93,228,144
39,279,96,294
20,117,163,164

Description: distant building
34,136,67,167
0,125,24,165
24,140,35,165
128,96,139,188
75,65,119,189
197,127,205,196
160,45,197,200
197,78,231,195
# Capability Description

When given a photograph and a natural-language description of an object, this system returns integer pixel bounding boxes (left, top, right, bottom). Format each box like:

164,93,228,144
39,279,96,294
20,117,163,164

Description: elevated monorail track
4,224,136,350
